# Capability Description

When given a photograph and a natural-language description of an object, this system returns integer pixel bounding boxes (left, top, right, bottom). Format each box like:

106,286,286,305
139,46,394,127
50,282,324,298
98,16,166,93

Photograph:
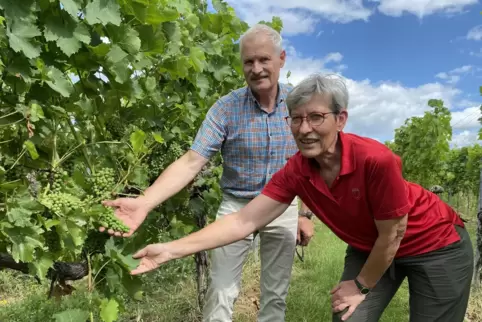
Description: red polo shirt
262,131,465,258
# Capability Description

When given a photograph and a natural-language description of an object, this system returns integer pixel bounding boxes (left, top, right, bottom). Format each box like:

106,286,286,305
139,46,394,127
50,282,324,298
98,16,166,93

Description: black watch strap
299,210,314,219
354,278,370,295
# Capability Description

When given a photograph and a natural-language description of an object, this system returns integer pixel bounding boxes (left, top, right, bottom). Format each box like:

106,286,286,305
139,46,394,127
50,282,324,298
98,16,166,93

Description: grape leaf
130,130,146,154
100,298,119,322
107,44,128,64
7,207,32,227
45,67,74,97
60,0,81,18
189,47,206,72
108,25,141,55
44,17,91,56
3,226,44,262
23,140,39,160
6,19,41,58
29,253,54,282
53,309,90,322
85,0,122,26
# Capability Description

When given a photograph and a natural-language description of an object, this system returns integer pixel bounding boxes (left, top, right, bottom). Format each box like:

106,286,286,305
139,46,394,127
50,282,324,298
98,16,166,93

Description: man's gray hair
239,24,283,55
286,73,349,113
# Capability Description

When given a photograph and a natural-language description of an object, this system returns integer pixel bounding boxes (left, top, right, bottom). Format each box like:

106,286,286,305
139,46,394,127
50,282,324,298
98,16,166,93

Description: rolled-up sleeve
190,101,229,159
261,159,298,204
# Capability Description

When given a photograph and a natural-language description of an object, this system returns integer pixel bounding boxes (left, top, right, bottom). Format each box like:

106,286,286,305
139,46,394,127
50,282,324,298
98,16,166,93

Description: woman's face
288,94,347,158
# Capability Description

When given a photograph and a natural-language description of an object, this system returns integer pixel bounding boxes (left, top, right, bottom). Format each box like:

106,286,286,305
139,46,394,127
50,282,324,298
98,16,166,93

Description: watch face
361,288,370,295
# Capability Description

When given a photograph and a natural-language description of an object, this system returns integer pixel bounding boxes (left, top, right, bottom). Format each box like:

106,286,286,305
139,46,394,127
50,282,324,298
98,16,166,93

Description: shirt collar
247,83,288,110
300,131,356,177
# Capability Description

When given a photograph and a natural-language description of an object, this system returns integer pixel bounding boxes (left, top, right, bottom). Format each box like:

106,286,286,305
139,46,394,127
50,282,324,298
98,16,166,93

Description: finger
107,228,115,235
130,264,152,275
113,231,122,237
342,305,357,321
330,284,341,294
98,226,106,232
333,303,349,313
133,247,148,259
102,199,121,208
122,231,133,237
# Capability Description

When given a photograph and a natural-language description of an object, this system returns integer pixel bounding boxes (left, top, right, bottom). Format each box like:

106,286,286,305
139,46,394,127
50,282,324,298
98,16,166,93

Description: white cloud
467,25,482,41
375,0,478,18
451,130,482,147
281,46,346,85
435,65,473,84
226,0,477,36
451,106,482,130
279,47,472,142
226,0,372,36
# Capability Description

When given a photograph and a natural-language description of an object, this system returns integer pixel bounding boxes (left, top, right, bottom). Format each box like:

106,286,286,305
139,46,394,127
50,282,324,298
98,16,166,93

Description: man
102,24,315,322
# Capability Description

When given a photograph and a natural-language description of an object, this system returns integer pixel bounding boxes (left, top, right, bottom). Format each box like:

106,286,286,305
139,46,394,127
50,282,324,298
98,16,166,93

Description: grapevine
0,0,252,318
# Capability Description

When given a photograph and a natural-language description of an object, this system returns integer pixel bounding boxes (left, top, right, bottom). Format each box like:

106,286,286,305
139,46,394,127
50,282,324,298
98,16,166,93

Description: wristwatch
354,278,370,295
299,210,314,220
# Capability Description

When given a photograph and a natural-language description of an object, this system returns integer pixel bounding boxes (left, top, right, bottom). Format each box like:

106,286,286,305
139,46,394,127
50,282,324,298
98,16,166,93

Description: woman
120,74,474,322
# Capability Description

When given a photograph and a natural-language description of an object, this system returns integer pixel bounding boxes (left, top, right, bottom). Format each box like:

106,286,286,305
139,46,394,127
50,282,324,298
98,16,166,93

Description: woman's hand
130,243,175,275
330,280,366,321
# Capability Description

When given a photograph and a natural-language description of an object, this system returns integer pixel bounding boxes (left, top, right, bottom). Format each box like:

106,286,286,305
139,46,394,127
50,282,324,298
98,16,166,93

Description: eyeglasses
285,112,338,128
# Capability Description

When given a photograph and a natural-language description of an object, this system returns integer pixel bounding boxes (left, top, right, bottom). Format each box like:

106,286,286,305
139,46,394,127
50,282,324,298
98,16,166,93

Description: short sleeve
261,159,298,204
367,151,411,220
190,101,228,159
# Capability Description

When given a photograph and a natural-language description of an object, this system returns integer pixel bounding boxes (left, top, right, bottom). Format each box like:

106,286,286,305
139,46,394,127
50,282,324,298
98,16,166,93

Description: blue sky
220,0,482,146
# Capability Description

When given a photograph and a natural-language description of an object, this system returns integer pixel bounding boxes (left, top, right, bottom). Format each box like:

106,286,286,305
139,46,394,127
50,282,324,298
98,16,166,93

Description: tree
389,99,452,189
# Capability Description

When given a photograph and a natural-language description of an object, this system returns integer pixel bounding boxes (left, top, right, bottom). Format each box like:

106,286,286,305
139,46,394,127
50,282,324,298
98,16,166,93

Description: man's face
241,35,286,93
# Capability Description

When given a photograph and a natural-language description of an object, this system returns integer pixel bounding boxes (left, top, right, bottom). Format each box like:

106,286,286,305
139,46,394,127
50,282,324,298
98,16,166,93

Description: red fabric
262,131,465,258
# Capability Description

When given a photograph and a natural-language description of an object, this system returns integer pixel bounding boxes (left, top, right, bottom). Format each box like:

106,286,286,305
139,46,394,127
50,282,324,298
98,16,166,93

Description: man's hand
297,216,314,246
101,197,151,237
331,280,366,321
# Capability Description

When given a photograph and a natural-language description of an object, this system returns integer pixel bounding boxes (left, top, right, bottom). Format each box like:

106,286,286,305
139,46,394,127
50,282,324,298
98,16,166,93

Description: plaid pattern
191,83,298,199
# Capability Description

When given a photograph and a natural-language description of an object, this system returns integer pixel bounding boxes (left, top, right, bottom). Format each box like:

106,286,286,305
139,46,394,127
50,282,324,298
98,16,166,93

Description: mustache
251,75,268,80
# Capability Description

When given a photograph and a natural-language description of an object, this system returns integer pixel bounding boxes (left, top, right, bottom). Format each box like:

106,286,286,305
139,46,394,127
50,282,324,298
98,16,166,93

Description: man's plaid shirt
190,83,298,199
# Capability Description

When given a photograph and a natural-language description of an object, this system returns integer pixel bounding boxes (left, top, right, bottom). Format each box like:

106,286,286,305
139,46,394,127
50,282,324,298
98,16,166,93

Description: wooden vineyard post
473,157,482,287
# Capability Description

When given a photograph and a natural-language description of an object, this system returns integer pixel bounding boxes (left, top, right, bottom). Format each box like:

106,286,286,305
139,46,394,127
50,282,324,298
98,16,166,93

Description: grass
0,220,481,321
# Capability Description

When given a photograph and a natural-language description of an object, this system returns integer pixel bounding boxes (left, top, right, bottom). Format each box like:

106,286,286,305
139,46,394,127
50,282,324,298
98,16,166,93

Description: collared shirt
262,131,465,258
190,83,298,199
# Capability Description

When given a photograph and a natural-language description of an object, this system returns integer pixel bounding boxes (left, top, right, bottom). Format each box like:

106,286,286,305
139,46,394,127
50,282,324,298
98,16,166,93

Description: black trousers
333,225,474,322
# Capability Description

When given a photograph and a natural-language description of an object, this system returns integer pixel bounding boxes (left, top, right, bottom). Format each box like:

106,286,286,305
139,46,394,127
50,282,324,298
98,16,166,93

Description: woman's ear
336,110,348,132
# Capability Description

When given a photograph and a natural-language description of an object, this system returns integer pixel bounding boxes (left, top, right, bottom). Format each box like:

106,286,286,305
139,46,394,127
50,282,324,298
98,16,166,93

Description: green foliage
388,99,452,188
0,0,283,319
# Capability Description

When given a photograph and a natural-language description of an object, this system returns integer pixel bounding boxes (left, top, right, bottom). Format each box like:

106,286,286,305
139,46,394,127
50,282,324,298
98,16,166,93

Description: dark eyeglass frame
285,111,338,128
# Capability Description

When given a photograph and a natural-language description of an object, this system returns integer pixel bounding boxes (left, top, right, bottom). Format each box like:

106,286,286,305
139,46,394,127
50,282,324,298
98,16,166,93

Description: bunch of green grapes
106,116,126,140
167,142,184,161
38,169,68,193
83,229,110,255
147,146,168,180
40,191,82,215
97,206,130,233
88,167,116,198
44,227,61,253
4,166,27,181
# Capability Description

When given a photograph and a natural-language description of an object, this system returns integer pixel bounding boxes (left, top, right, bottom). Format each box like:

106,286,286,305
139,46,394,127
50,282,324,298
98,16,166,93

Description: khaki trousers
202,193,299,322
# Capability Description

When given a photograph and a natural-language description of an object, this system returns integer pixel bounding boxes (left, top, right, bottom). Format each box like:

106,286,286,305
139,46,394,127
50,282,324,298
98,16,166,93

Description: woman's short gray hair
286,73,349,114
239,24,283,55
